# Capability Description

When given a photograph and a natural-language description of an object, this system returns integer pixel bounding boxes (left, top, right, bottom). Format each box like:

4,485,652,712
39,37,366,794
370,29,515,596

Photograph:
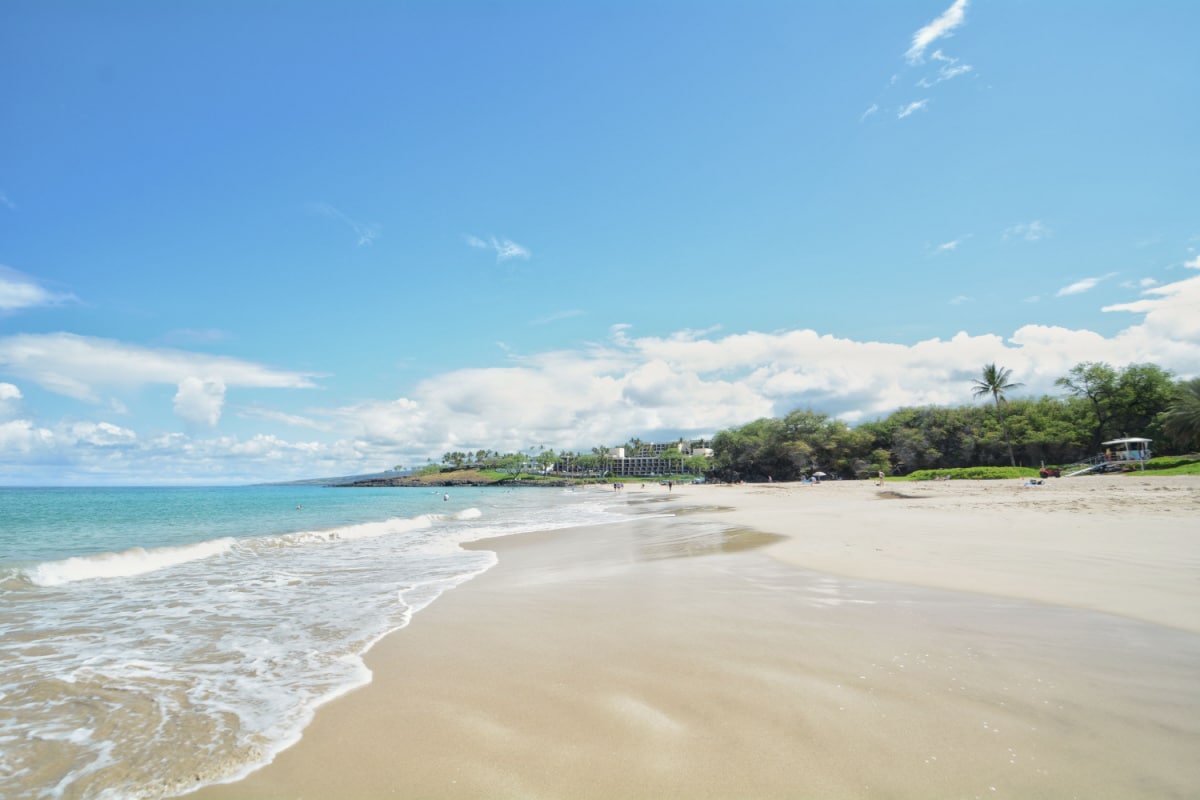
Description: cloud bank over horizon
3,268,1197,485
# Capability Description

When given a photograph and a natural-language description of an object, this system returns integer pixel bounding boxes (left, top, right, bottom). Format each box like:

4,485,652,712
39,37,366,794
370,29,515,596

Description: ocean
0,484,634,800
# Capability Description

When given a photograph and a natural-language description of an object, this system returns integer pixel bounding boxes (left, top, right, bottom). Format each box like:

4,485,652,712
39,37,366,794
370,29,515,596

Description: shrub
906,466,1040,481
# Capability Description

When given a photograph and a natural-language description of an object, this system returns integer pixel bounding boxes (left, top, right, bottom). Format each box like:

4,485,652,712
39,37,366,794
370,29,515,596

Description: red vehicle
1039,467,1061,478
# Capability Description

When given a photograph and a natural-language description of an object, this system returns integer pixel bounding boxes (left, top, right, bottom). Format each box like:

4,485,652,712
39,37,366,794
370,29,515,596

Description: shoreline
188,476,1200,799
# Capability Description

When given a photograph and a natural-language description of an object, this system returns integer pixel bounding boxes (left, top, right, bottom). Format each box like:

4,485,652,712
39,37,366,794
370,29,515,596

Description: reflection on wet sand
634,521,784,560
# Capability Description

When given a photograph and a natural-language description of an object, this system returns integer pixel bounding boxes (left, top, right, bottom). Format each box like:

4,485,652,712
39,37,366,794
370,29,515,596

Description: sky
2,0,1198,485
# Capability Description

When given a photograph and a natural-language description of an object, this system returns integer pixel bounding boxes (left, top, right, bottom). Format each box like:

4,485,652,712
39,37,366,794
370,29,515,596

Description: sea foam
26,537,237,586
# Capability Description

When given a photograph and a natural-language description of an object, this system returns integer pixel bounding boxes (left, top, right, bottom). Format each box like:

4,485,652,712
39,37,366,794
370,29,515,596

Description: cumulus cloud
174,377,228,426
1103,274,1200,342
0,333,317,422
467,235,531,261
0,266,76,312
0,420,348,485
0,418,54,455
898,99,929,119
326,268,1200,459
1185,254,1200,269
68,421,137,447
906,0,969,64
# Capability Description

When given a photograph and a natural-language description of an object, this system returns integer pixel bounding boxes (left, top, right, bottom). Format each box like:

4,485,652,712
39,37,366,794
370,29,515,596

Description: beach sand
188,475,1200,799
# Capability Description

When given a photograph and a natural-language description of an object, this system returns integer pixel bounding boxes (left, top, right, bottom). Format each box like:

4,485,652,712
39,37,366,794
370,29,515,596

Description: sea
0,484,635,800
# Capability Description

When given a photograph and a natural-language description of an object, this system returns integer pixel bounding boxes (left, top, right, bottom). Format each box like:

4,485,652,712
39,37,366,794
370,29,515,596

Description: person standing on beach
877,471,885,486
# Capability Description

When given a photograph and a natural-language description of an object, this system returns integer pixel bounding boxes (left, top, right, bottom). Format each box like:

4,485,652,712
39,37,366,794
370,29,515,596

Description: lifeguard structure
1063,437,1152,476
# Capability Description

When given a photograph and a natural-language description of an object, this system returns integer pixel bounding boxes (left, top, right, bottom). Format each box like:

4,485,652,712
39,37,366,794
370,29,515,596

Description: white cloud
917,50,974,87
174,377,228,426
860,104,879,122
1056,273,1116,297
1185,254,1200,269
69,421,137,447
0,420,349,485
1103,274,1200,341
917,52,974,87
314,271,1200,463
0,266,76,312
898,99,929,119
949,295,971,305
1056,278,1101,297
906,0,969,64
468,235,531,262
0,333,317,424
1005,221,1051,242
0,381,21,420
0,418,55,455
310,203,380,246
933,234,970,254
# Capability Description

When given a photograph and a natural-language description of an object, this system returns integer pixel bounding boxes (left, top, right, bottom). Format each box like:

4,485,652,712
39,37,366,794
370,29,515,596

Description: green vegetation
1132,455,1200,475
1162,377,1200,451
708,360,1194,482
905,467,1040,481
971,363,1023,467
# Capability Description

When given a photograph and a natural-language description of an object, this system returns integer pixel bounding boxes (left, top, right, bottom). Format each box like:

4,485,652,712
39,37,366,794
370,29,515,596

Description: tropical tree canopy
1163,377,1200,450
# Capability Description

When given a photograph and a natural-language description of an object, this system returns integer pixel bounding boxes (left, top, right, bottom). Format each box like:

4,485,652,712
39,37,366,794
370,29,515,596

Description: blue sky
2,0,1198,484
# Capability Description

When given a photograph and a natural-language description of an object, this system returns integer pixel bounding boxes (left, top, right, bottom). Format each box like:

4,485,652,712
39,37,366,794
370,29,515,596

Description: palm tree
972,363,1023,467
1163,377,1200,451
592,445,610,477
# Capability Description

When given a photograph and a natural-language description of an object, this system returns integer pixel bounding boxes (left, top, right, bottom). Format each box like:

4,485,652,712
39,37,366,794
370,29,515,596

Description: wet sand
188,475,1200,799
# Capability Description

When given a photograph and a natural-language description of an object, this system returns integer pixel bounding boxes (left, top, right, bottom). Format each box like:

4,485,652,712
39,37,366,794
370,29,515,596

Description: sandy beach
188,475,1200,799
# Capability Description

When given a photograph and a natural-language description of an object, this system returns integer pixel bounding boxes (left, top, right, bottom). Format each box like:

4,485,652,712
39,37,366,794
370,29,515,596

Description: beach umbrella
812,471,828,477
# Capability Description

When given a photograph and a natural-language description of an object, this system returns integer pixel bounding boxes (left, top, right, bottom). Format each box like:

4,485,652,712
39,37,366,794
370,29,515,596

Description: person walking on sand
877,470,885,487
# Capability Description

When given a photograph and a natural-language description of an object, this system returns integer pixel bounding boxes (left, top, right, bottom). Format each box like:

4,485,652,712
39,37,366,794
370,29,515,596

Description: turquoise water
0,485,633,800
0,485,441,563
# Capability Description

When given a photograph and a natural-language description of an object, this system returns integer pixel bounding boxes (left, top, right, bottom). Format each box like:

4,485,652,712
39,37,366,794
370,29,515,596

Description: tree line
709,361,1200,482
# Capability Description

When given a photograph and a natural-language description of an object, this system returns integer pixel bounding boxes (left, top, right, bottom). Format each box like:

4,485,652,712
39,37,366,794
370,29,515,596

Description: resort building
604,440,713,477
